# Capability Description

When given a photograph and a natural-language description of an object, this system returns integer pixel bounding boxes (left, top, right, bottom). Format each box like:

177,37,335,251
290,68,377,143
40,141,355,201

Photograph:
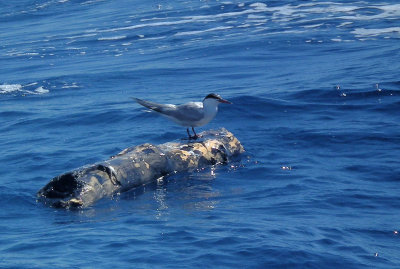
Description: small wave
183,3,268,21
0,83,49,95
0,84,22,94
91,2,268,35
333,84,400,101
303,23,325,29
61,82,80,89
98,35,127,41
249,3,268,10
352,27,400,38
339,3,400,21
137,36,166,41
95,19,199,33
6,51,40,57
175,26,233,36
33,86,49,94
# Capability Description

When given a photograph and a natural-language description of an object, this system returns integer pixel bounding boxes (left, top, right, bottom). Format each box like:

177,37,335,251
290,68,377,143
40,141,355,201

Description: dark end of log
38,172,81,199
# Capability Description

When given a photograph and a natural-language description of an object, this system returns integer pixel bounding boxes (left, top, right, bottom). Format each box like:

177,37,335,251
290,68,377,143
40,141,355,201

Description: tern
134,93,232,139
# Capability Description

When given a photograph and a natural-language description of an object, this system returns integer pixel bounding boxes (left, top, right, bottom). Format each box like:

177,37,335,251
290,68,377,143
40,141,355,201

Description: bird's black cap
204,93,232,104
204,93,221,100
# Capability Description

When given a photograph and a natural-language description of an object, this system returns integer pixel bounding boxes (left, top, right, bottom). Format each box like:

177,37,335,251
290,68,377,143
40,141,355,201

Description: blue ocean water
1,0,400,268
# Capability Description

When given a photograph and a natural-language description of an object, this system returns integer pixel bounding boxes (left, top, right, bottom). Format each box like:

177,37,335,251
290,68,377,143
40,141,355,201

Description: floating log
37,128,244,208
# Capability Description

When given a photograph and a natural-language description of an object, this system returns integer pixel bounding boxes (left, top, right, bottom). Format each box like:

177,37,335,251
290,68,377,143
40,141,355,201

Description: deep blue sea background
1,0,400,268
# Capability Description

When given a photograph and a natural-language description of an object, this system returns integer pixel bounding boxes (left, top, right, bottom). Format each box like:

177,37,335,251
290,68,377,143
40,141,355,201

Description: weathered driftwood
37,128,244,208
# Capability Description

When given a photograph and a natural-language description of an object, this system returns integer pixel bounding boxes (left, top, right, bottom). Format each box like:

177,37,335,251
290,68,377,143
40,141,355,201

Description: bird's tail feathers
132,97,163,113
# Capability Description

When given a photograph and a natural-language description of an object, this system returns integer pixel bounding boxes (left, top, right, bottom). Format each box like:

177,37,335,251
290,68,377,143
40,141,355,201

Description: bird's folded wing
173,102,204,121
135,98,204,122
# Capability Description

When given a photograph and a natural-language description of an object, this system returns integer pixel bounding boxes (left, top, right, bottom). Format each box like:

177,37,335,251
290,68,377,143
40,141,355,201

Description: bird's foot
185,134,203,140
186,128,202,140
189,135,199,140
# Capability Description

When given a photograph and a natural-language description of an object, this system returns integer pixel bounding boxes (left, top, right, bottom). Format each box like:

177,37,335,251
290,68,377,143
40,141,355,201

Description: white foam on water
238,23,252,29
97,19,197,33
352,27,400,37
266,2,400,26
303,23,325,29
34,86,49,94
247,14,266,19
338,3,400,21
175,26,233,36
0,83,50,95
66,47,87,50
94,3,268,35
6,52,40,57
25,82,38,87
0,84,22,94
98,35,127,41
61,82,79,89
249,3,268,10
6,1,399,63
66,33,97,39
301,3,359,14
338,22,353,28
139,17,168,22
183,5,268,21
137,36,166,41
81,0,106,5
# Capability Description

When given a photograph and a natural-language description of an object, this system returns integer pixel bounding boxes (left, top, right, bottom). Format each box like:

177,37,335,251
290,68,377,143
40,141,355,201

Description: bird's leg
192,127,199,139
186,127,198,140
187,128,192,139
